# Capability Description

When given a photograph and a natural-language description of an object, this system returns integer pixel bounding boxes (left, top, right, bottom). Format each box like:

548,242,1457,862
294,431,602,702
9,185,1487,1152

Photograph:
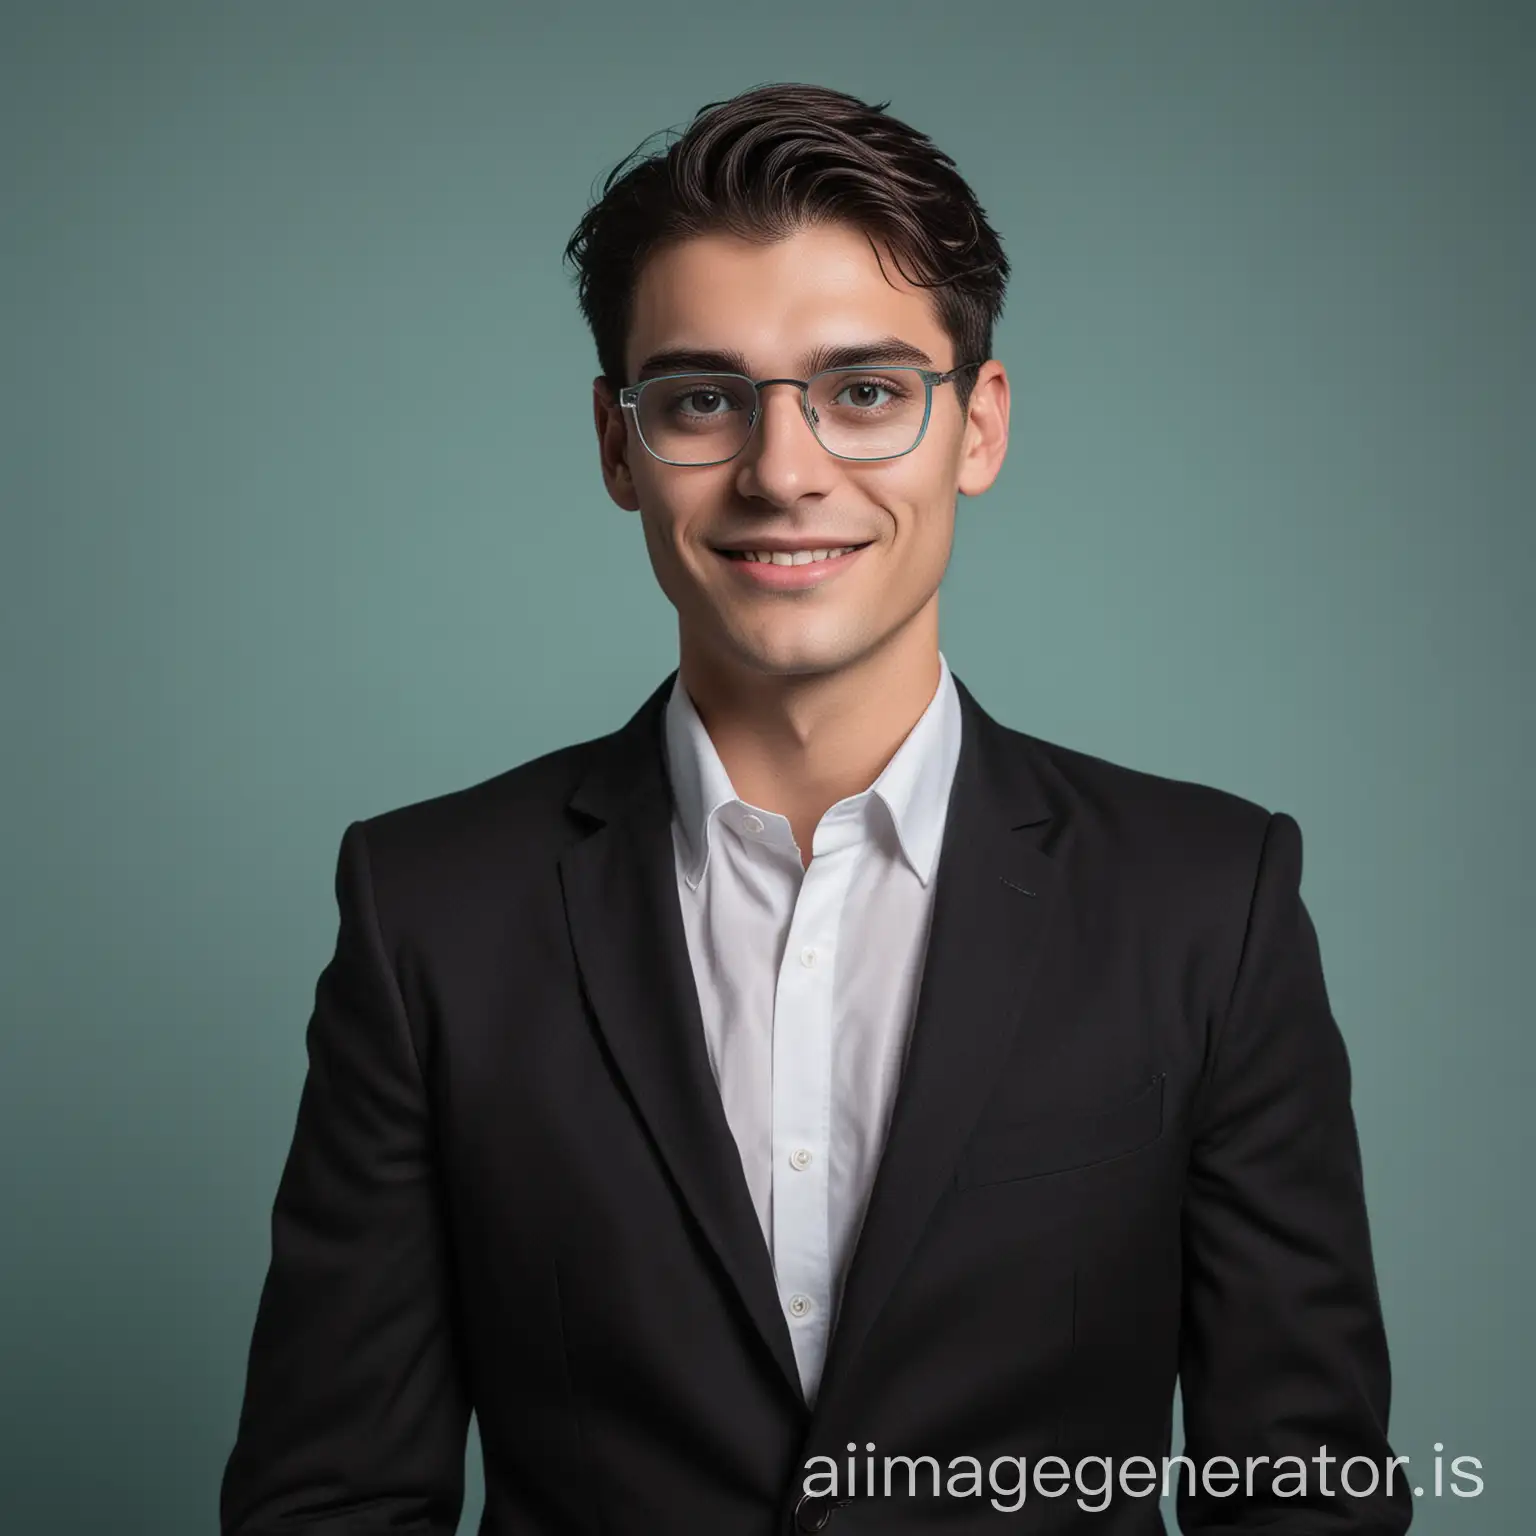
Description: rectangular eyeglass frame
617,361,984,465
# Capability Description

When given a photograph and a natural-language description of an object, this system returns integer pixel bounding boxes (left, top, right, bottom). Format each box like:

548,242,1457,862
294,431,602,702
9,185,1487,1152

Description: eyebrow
634,335,938,381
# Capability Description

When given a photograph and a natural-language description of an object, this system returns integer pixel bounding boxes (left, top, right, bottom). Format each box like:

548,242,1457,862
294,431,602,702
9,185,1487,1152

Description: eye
663,381,749,420
832,376,908,410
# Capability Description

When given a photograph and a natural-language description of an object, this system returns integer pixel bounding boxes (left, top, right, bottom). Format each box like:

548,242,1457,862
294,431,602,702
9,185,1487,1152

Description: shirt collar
662,652,962,890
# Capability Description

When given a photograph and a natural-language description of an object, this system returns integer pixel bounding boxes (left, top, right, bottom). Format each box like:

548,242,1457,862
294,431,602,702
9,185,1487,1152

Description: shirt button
790,1147,812,1171
788,1294,813,1319
799,946,818,968
741,812,764,834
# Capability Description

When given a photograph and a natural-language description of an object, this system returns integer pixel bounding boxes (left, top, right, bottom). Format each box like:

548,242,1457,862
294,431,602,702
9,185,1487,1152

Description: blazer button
793,1490,833,1531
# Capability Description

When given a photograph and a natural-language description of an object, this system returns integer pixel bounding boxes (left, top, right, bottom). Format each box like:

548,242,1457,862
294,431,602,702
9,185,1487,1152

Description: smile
722,545,866,565
715,542,872,588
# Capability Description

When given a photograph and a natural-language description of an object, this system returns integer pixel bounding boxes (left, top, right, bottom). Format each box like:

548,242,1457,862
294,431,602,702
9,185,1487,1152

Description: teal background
2,2,1530,1531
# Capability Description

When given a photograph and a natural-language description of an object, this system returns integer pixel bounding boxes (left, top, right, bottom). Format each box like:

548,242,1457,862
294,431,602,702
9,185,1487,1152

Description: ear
593,376,640,511
955,360,1010,498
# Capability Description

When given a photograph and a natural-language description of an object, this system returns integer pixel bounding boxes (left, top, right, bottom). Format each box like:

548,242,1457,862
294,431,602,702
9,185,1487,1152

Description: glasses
617,362,984,467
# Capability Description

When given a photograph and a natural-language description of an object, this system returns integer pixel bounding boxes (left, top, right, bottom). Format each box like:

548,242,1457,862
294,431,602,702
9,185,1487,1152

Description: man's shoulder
1030,725,1270,824
350,718,625,897
993,714,1278,883
984,723,1293,981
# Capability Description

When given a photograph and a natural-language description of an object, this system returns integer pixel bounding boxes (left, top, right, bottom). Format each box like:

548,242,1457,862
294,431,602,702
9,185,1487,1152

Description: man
221,83,1410,1534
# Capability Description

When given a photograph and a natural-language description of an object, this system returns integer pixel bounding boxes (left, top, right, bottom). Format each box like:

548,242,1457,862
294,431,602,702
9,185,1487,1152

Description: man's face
594,221,1008,682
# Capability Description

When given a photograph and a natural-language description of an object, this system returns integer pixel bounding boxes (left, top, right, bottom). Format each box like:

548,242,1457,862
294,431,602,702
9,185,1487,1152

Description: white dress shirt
662,652,963,1405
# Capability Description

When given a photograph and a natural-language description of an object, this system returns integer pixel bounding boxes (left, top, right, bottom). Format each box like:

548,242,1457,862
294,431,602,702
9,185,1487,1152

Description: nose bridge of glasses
751,377,820,436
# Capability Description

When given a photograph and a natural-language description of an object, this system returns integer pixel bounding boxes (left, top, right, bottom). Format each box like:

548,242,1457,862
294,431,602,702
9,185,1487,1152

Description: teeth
732,546,860,565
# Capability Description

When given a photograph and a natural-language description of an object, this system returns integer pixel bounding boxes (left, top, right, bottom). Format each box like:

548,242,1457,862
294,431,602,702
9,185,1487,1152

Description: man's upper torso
221,668,1407,1535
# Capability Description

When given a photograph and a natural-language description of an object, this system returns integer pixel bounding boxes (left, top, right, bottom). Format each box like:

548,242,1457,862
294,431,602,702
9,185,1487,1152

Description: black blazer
221,671,1409,1535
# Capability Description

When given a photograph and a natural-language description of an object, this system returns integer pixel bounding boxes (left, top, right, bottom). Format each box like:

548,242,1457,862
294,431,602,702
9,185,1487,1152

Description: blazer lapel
556,674,805,1405
809,674,1072,1425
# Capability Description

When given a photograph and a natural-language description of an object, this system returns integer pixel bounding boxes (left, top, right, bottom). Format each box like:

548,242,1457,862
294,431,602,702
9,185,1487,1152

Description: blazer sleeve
1177,811,1412,1534
220,820,471,1535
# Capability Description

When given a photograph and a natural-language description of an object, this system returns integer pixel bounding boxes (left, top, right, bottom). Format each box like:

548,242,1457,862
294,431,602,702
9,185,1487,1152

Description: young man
221,84,1410,1535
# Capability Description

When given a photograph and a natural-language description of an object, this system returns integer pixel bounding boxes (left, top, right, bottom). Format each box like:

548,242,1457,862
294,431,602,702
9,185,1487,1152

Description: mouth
714,541,874,590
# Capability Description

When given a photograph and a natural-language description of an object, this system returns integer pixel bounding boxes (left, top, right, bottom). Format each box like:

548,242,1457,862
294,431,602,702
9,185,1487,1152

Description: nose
734,381,838,505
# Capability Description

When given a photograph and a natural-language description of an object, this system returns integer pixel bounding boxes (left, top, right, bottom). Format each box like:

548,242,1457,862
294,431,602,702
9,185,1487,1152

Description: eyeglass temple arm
932,360,986,384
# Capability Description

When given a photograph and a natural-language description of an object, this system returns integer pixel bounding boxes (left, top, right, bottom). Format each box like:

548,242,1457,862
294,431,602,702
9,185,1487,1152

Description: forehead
625,222,948,379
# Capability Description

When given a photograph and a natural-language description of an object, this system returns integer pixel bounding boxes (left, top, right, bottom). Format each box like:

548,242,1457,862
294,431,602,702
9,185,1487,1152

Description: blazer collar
570,660,1055,834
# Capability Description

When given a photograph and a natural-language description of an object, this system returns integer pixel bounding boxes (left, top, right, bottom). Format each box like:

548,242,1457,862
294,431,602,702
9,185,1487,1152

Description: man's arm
1178,811,1412,1533
221,821,471,1535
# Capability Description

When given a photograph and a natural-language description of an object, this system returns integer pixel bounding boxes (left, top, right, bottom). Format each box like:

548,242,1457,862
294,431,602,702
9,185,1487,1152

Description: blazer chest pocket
957,1074,1166,1189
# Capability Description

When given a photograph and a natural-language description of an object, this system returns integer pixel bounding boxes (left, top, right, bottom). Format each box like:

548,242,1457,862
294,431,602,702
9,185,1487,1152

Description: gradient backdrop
2,3,1531,1531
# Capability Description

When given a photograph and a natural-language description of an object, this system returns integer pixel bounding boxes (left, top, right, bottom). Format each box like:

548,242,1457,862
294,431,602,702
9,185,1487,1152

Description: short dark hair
563,82,1010,414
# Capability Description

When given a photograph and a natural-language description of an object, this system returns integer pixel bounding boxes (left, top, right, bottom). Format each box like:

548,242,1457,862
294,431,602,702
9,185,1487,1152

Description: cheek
880,479,955,560
634,494,713,602
637,475,729,554
636,512,686,595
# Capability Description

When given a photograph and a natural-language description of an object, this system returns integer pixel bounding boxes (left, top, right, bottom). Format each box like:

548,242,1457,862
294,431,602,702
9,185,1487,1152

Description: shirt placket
770,833,857,1406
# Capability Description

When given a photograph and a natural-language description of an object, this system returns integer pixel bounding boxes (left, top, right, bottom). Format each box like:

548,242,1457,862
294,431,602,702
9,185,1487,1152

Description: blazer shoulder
1003,729,1294,1011
347,721,618,892
1012,724,1279,875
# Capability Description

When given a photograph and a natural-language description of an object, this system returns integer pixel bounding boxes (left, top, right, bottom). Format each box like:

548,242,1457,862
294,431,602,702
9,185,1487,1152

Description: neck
676,605,942,845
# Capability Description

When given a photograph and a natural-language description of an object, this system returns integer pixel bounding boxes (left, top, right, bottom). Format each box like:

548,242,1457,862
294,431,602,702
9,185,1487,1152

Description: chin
725,628,875,679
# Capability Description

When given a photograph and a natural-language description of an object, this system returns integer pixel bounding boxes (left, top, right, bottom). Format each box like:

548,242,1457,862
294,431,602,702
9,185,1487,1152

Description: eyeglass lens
635,369,930,464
